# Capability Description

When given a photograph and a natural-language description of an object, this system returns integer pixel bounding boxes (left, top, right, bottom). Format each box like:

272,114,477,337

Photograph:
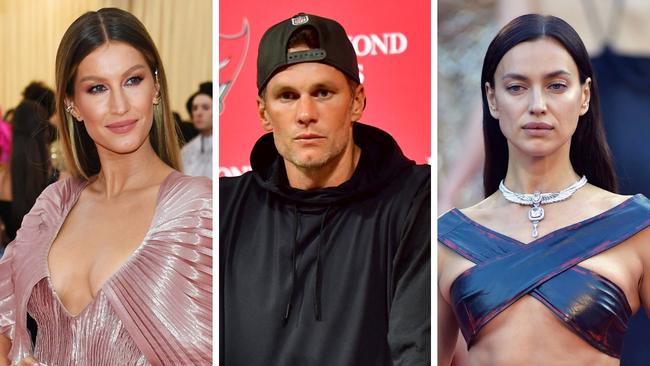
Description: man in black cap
181,81,212,178
220,13,430,365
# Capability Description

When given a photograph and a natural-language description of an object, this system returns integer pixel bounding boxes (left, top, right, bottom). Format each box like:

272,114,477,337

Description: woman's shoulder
154,171,212,224
147,172,212,244
454,192,501,224
32,176,87,209
12,178,86,249
161,171,212,198
581,185,648,213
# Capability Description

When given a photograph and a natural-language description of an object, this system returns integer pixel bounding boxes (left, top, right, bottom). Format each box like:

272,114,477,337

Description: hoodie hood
250,122,414,205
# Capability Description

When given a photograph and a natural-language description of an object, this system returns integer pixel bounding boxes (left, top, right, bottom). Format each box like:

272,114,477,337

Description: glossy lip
106,119,138,134
522,122,553,130
522,122,553,137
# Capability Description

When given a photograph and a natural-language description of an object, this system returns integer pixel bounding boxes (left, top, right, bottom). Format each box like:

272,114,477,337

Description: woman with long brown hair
0,8,212,365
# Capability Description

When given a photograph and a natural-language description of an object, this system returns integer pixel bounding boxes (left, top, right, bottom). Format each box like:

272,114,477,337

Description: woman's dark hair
480,14,617,196
55,7,181,179
22,81,55,118
10,100,51,239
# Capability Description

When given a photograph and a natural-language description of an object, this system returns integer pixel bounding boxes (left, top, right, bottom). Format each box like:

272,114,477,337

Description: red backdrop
219,0,430,177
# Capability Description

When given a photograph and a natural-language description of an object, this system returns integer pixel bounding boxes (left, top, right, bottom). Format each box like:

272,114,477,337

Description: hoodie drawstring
313,206,331,321
284,206,300,323
283,205,331,323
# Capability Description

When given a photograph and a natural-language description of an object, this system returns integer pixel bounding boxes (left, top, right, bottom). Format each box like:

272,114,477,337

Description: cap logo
291,15,309,26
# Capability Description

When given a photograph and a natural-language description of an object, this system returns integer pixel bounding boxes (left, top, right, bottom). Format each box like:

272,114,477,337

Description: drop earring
153,69,161,105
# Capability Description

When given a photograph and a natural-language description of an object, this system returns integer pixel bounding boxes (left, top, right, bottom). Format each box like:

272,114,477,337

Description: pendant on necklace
500,178,588,239
527,192,544,238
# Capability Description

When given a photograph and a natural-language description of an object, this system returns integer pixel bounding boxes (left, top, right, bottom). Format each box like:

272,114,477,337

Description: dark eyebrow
501,70,572,81
268,80,338,95
269,85,297,94
311,82,337,90
78,64,147,83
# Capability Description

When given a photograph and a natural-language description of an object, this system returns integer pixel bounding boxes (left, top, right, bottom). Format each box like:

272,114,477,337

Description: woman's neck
92,141,171,199
504,149,580,193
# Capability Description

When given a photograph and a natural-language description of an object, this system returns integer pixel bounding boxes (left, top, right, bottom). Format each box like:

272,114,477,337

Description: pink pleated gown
0,171,212,365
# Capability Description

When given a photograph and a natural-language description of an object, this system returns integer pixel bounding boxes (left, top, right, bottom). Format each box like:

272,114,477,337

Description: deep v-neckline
452,195,636,246
44,171,177,317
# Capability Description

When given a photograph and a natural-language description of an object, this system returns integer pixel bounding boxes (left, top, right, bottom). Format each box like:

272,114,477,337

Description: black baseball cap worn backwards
256,12,360,95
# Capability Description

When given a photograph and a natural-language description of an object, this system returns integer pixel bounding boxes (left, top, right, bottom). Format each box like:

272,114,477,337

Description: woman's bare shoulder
582,185,634,211
457,191,503,224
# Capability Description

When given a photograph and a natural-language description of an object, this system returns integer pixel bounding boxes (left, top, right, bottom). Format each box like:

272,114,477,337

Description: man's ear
350,84,365,122
257,95,272,131
485,82,500,119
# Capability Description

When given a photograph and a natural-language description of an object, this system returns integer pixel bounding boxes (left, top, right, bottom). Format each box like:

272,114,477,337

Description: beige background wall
0,0,212,121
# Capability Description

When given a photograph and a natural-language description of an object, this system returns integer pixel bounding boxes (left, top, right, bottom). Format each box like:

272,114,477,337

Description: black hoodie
220,123,430,365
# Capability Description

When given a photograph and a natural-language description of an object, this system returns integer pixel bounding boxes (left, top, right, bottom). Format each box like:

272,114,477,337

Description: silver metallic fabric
0,171,212,365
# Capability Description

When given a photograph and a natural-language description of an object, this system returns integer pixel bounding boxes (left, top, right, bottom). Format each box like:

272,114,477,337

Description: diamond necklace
499,176,588,238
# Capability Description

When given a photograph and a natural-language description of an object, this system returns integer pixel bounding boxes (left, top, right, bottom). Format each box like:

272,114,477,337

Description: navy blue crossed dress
438,194,650,358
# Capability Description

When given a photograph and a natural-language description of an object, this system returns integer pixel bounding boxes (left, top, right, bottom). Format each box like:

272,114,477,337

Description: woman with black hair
0,82,56,244
438,14,650,366
8,95,56,242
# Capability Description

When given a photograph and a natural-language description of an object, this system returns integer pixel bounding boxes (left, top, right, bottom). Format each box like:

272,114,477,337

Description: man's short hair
286,26,320,50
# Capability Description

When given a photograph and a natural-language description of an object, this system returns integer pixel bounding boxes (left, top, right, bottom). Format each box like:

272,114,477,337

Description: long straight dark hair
10,100,51,238
480,14,617,196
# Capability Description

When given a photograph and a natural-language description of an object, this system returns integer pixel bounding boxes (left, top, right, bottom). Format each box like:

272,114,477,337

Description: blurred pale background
0,0,212,122
438,0,497,212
